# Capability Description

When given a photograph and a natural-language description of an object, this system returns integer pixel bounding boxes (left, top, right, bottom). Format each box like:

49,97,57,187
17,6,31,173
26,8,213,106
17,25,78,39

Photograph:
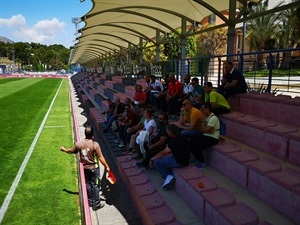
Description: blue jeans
84,167,101,205
105,114,117,130
181,129,203,144
153,156,183,179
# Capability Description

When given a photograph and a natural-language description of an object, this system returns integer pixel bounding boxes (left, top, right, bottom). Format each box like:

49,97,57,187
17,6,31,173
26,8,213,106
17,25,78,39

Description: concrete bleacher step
72,73,299,225
117,155,199,225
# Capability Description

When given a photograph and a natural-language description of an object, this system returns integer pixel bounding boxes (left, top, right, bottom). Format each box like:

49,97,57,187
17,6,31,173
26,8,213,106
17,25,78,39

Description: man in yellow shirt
204,82,231,115
171,99,204,144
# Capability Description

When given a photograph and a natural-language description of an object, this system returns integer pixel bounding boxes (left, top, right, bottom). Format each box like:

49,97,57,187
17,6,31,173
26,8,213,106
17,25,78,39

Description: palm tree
246,0,284,69
277,0,300,69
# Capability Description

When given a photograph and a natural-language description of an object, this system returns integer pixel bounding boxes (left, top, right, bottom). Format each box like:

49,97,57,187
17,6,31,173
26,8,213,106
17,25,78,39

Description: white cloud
0,14,66,45
0,14,26,28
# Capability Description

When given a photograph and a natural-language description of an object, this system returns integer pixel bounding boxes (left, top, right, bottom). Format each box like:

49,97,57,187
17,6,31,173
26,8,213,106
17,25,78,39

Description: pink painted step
124,166,143,177
133,181,157,198
246,119,277,151
237,92,268,117
263,123,298,159
128,172,149,186
140,191,165,209
280,98,300,127
287,130,300,166
118,159,137,187
258,221,273,225
246,158,282,196
219,112,245,138
174,175,218,219
226,149,260,187
146,206,177,225
173,166,204,180
266,167,300,190
213,142,241,155
209,142,241,174
116,156,132,174
203,188,236,225
262,94,291,123
294,186,300,195
260,168,300,225
224,115,259,143
218,202,259,225
173,166,204,217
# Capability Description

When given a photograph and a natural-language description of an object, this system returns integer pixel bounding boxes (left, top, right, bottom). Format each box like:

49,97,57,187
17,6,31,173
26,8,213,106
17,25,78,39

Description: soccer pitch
0,78,80,225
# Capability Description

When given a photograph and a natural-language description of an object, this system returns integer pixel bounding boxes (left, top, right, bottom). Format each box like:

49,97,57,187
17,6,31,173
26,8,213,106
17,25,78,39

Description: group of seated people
100,61,247,190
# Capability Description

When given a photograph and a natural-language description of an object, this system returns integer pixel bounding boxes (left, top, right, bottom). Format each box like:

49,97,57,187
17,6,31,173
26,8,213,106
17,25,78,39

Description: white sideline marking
0,79,64,223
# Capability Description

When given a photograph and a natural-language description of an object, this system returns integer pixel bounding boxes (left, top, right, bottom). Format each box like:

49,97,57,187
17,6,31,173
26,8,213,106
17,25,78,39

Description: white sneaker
114,138,121,144
118,142,125,148
161,175,175,190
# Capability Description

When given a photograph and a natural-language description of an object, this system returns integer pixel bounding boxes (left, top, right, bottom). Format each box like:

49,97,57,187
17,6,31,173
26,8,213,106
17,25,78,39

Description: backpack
212,115,226,135
219,118,227,135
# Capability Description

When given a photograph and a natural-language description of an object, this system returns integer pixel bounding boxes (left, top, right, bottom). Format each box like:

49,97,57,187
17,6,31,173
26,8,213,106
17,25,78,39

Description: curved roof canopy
70,0,295,64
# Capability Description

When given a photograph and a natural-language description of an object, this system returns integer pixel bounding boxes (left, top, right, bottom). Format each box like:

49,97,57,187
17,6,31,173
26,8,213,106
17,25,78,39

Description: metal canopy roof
69,0,264,64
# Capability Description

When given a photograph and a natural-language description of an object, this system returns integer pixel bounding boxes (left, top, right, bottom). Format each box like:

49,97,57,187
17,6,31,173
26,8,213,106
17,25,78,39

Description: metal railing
100,48,300,97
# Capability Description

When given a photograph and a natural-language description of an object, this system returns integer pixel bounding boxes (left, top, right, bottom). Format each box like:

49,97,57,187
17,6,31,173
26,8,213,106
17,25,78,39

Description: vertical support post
156,29,160,62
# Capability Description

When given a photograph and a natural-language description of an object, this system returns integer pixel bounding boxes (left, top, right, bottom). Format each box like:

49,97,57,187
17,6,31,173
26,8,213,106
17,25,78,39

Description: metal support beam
156,30,160,62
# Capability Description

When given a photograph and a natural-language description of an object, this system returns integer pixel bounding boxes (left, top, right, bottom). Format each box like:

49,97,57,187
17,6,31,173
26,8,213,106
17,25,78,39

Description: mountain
0,36,14,44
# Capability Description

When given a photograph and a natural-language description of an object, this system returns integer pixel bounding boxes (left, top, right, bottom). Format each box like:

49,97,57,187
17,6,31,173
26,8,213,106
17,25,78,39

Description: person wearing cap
149,124,190,191
204,82,231,115
60,125,111,211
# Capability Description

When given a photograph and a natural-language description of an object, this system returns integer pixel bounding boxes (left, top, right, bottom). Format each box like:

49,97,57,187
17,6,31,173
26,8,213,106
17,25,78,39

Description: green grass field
0,78,80,225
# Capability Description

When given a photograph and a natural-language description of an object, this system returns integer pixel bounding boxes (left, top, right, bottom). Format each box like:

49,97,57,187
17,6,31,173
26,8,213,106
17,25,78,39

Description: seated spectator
116,104,140,144
144,75,151,91
136,112,170,168
171,99,204,144
191,77,205,109
101,98,116,117
117,107,146,146
133,85,147,112
178,75,193,106
219,61,247,99
191,102,220,168
166,74,183,116
154,77,170,112
103,98,124,133
123,108,157,156
150,124,190,191
149,75,164,107
204,82,231,115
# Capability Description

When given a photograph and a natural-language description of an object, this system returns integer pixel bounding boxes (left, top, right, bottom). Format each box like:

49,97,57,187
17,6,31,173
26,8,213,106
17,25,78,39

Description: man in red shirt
133,84,147,113
166,74,183,115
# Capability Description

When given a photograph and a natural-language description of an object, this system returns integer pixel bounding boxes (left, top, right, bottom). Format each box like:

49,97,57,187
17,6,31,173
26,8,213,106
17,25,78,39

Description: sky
0,0,92,48
0,0,289,49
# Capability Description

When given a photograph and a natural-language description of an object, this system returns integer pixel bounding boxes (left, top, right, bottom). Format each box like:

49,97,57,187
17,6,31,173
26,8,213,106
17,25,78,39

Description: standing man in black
219,61,247,99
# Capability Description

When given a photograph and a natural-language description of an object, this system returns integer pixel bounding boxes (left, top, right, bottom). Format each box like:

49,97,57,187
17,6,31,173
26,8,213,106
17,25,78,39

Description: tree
246,0,284,69
247,0,284,52
143,41,168,63
163,29,197,60
0,41,71,72
196,25,227,56
277,0,300,69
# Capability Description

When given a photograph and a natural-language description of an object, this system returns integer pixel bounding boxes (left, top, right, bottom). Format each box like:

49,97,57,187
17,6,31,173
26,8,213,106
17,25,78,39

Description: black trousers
191,135,219,162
